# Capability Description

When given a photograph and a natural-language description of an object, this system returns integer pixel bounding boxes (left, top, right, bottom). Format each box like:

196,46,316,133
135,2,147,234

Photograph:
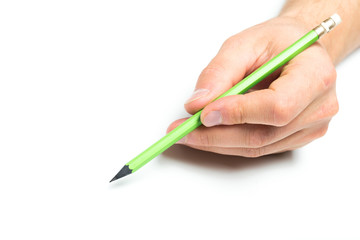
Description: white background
1,0,359,239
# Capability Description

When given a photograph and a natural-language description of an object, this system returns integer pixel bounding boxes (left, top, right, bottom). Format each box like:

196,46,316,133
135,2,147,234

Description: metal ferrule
313,14,341,38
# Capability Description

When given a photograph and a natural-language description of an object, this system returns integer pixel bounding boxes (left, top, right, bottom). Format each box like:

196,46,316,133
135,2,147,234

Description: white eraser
331,13,342,26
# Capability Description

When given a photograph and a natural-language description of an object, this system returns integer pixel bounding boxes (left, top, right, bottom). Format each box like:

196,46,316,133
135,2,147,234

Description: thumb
184,36,264,114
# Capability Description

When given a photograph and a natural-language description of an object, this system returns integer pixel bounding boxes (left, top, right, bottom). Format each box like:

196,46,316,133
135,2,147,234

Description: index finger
200,45,336,127
184,35,266,114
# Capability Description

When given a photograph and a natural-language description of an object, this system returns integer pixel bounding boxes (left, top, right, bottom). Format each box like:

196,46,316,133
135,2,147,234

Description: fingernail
176,136,187,144
203,111,222,127
185,89,210,104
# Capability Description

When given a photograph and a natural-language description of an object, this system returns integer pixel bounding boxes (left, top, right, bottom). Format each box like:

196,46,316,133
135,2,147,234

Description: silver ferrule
313,13,342,38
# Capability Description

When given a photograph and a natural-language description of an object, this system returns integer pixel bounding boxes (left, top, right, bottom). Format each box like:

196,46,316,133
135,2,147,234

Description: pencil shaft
127,30,319,173
128,111,202,172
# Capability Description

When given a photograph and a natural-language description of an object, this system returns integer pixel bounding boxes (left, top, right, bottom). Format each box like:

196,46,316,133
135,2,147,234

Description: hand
167,17,339,157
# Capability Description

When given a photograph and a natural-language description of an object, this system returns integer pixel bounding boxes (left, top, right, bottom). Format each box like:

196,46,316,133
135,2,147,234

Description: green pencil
110,14,341,182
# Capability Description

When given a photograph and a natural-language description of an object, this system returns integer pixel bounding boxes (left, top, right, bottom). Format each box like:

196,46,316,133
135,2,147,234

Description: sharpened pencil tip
110,165,132,183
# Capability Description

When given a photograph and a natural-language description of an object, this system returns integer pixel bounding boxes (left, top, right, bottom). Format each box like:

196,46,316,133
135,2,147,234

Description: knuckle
272,97,296,126
199,62,225,80
222,35,240,49
312,124,329,140
195,132,216,146
249,133,264,148
318,126,329,138
324,98,339,118
225,98,244,124
242,147,265,158
328,96,340,116
321,64,337,89
313,94,340,122
305,123,329,142
248,127,274,148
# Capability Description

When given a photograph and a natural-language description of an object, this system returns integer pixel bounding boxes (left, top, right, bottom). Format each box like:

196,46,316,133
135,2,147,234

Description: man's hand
167,17,339,157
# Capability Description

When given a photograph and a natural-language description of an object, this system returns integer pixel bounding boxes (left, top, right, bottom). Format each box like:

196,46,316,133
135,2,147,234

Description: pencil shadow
162,144,296,173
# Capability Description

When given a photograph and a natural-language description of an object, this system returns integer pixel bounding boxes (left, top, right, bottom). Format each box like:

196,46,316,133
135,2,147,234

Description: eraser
331,13,342,26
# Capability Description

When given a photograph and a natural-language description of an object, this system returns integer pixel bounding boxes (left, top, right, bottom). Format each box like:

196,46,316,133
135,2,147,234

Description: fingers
201,89,278,127
200,46,337,127
184,35,265,114
167,117,286,148
167,88,338,149
168,19,339,158
178,124,285,148
182,122,330,158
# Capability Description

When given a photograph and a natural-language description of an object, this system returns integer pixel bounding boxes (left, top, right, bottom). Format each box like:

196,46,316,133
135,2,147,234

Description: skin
167,0,360,158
